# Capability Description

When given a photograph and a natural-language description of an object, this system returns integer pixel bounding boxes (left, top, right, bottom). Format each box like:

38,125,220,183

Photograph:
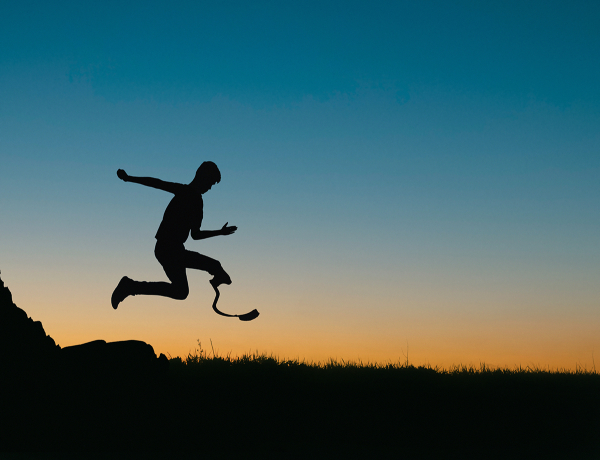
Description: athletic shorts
154,240,187,269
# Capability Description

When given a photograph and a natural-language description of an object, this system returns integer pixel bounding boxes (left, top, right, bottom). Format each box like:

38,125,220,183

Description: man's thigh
184,250,221,272
155,243,188,286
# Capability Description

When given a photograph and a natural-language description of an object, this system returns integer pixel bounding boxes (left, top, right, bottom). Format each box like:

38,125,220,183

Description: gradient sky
1,1,599,369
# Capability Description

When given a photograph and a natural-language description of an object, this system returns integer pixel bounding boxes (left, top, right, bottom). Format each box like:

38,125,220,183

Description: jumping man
111,161,236,309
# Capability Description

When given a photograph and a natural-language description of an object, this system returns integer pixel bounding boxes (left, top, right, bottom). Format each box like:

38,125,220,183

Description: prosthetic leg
210,282,259,321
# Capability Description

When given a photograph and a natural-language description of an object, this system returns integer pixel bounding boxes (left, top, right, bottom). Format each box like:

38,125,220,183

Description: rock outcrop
0,271,60,370
0,270,167,374
61,339,168,375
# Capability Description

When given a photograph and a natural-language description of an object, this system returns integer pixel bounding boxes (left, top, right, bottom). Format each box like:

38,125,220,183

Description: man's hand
220,222,237,236
117,169,129,182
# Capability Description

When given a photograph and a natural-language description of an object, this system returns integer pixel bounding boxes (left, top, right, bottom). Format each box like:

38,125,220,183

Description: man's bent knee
209,260,224,275
172,284,189,300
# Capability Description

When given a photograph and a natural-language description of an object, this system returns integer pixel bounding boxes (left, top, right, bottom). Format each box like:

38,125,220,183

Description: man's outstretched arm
117,169,184,194
191,222,237,240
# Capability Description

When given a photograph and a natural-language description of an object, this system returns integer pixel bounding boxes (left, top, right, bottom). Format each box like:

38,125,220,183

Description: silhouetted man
111,161,236,309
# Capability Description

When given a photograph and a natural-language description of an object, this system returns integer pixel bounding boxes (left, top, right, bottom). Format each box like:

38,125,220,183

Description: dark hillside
0,271,60,369
1,272,598,458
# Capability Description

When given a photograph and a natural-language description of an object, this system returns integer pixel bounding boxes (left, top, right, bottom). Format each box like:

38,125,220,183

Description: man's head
191,161,221,193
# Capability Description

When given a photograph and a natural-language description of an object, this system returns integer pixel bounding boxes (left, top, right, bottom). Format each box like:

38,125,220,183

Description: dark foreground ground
1,351,599,459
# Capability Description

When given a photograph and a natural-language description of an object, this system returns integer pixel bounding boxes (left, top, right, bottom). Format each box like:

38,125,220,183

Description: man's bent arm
191,229,221,240
191,223,237,240
117,169,183,194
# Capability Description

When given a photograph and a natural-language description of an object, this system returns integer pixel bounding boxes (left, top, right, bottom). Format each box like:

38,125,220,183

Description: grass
1,340,599,458
149,341,600,458
172,339,599,376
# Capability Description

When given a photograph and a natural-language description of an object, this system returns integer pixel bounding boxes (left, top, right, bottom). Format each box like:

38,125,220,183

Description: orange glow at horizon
6,268,598,372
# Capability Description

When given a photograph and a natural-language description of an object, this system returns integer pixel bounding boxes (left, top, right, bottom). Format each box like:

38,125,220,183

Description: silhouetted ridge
0,270,167,373
0,271,60,369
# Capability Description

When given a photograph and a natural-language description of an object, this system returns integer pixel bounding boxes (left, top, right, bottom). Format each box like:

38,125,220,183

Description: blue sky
3,1,600,105
1,1,599,367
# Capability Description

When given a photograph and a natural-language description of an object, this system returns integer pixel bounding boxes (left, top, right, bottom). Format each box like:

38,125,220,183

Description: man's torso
155,186,203,244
